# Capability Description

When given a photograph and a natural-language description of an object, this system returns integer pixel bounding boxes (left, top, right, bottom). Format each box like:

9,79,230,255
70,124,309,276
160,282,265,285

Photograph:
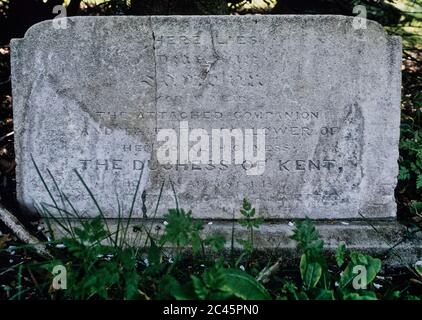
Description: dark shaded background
0,0,420,221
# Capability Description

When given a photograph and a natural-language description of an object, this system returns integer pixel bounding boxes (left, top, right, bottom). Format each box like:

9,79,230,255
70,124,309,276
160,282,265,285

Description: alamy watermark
52,264,67,290
352,5,367,30
156,121,267,176
52,5,67,29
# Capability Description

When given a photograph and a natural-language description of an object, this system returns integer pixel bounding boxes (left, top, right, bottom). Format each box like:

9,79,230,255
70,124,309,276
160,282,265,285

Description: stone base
45,218,422,268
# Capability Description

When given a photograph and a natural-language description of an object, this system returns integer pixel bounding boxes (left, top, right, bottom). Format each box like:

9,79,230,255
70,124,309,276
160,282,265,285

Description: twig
256,257,282,284
0,131,13,143
0,204,52,258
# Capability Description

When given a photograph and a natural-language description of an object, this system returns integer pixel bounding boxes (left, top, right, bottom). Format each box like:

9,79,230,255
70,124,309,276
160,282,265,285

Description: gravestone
12,15,418,263
11,15,401,219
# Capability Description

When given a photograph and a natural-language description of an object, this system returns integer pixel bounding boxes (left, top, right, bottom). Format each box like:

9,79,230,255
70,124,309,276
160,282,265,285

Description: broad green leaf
300,254,322,289
221,269,271,300
340,264,355,289
384,290,401,300
365,256,382,284
343,291,377,300
191,275,209,300
315,289,335,300
340,254,381,289
161,275,196,300
350,252,368,265
295,291,310,300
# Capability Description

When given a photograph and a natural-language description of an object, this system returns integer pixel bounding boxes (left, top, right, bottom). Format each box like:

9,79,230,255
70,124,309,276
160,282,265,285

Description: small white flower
9,259,13,264
7,246,16,252
168,257,174,263
239,265,245,271
373,283,382,289
288,221,294,227
207,222,213,225
37,225,43,231
200,264,205,267
334,282,339,287
55,244,66,249
97,254,104,258
376,275,385,280
163,221,169,226
340,221,350,225
10,251,15,255
143,258,150,266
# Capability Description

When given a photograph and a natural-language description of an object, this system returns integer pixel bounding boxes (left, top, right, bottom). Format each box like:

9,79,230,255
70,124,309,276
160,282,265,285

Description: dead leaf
0,234,12,249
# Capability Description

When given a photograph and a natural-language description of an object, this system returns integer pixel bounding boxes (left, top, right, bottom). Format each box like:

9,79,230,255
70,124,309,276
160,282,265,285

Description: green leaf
340,253,381,289
335,243,346,267
160,208,203,248
343,291,377,300
147,239,161,266
204,234,226,252
350,252,368,265
365,256,382,285
290,219,324,257
315,289,335,300
192,275,209,300
415,261,422,277
398,166,410,181
242,198,252,211
237,239,253,252
339,264,356,289
221,269,271,300
124,270,140,299
410,201,422,215
300,254,322,289
416,174,422,189
384,290,401,300
160,275,196,300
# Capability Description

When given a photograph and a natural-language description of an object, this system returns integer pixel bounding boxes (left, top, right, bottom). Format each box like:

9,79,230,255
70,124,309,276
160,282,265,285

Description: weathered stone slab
11,15,401,220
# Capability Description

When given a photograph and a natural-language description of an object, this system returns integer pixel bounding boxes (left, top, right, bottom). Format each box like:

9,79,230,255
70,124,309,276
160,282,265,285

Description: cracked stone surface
11,16,401,220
